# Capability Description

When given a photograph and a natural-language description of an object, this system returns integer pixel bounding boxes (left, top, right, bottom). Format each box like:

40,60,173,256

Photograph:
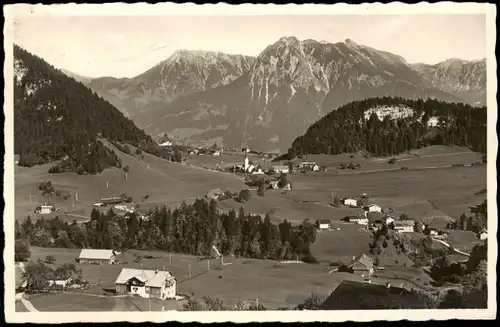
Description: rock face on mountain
140,37,479,152
412,58,487,106
85,50,254,121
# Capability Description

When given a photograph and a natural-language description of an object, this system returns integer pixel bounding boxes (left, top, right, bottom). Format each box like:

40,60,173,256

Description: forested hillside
288,97,486,158
13,45,161,173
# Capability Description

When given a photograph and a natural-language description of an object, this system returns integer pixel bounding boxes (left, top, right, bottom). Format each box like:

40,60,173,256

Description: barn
76,249,116,265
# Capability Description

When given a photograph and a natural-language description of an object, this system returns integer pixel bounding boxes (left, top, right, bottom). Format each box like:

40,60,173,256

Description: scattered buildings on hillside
346,216,369,225
34,204,56,214
317,219,332,230
76,249,117,265
342,198,358,207
298,162,320,172
99,197,124,206
394,220,415,233
115,268,177,300
320,280,427,310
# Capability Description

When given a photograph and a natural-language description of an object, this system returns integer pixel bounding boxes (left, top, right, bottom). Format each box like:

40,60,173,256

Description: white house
384,216,395,225
114,204,135,213
34,204,56,215
479,230,488,240
343,198,358,207
159,141,172,147
212,150,220,157
366,204,382,213
48,278,72,288
115,268,177,300
272,165,289,174
349,217,369,225
318,219,332,230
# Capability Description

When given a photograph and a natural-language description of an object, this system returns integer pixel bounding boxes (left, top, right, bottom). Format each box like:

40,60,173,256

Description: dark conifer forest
16,199,318,262
288,97,486,158
13,45,168,173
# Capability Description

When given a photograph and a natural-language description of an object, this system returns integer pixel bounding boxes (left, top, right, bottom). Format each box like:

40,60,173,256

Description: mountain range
55,36,487,152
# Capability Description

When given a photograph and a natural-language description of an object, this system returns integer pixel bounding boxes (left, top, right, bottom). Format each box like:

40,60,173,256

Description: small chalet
299,162,320,171
205,188,225,201
348,216,368,225
341,254,374,277
478,230,488,241
34,204,56,215
76,249,117,265
272,165,289,174
100,197,123,206
343,198,358,207
115,268,177,300
366,204,382,213
317,219,332,230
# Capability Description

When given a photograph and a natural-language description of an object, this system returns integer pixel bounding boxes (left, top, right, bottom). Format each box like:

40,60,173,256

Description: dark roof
366,212,385,222
318,219,331,224
348,254,374,269
320,280,429,310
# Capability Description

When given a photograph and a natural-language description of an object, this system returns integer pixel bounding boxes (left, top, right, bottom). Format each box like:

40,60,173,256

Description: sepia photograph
3,2,497,323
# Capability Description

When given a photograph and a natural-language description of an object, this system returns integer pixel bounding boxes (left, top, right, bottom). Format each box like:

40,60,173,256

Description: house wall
79,258,113,265
116,284,128,294
344,199,357,206
164,279,177,299
395,226,414,233
130,285,147,298
480,233,487,240
319,224,330,229
368,206,382,213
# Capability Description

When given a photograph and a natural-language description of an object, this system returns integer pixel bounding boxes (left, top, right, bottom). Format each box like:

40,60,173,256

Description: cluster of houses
74,249,177,300
93,197,150,220
34,203,57,215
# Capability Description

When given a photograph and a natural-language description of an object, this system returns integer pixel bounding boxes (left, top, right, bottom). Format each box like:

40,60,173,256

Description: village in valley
14,140,488,312
10,6,491,316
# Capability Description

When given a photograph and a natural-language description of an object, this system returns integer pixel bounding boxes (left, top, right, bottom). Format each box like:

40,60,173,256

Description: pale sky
13,14,486,78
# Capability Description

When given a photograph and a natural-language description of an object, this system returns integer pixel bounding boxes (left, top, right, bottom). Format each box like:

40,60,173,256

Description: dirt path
432,238,471,257
16,294,39,312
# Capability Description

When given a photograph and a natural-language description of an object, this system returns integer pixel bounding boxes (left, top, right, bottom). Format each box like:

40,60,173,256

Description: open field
15,301,30,312
20,246,433,310
15,147,246,221
27,292,179,312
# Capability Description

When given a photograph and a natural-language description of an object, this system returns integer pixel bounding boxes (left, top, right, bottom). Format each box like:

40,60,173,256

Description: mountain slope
141,37,471,152
13,45,159,174
60,68,92,84
85,50,255,121
288,96,486,158
412,58,486,106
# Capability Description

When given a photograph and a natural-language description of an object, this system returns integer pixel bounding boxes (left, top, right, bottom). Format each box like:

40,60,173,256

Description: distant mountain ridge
60,37,486,152
84,50,255,120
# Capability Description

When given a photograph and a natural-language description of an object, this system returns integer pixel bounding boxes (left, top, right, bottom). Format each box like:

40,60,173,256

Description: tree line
288,97,486,158
15,198,318,262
